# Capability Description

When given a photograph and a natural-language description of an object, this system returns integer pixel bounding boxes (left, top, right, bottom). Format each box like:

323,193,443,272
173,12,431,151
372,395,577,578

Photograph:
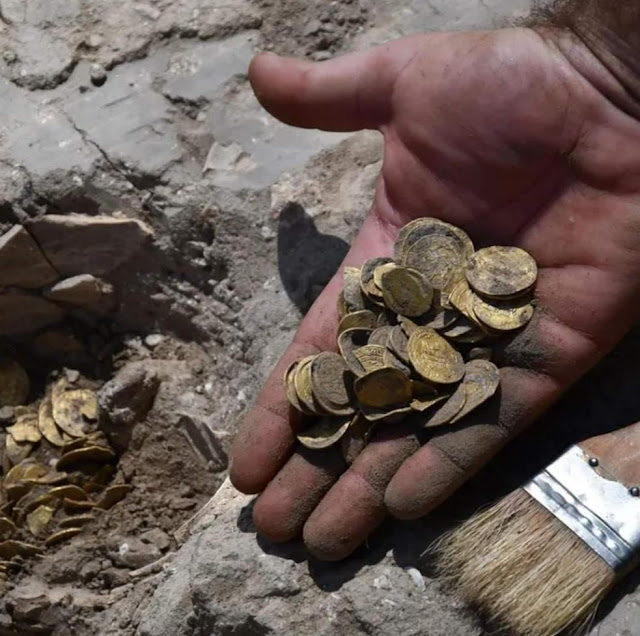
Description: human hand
231,26,640,560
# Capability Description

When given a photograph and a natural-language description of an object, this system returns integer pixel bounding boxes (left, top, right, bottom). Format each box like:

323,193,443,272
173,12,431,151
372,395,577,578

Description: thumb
248,42,412,132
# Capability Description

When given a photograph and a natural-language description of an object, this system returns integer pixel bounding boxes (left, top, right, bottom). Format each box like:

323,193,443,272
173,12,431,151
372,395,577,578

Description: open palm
231,28,640,560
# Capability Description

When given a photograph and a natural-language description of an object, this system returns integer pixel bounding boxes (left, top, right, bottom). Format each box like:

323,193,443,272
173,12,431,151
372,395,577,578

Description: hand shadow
277,203,349,313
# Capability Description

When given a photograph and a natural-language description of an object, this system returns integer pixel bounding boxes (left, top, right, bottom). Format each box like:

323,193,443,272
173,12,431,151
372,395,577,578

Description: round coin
310,352,355,416
354,345,387,374
404,234,467,290
368,325,393,347
354,367,413,409
338,328,373,376
394,218,474,263
284,360,313,414
379,267,434,317
407,327,465,385
338,310,377,335
388,325,410,364
294,356,323,414
450,360,500,424
297,415,353,450
471,294,534,332
373,262,398,291
466,246,537,298
360,257,394,299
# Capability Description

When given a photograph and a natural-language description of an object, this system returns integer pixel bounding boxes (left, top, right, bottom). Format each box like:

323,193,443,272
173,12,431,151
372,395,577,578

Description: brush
434,422,640,636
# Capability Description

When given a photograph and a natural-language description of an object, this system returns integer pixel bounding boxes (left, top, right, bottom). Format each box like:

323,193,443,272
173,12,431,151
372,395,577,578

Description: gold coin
52,381,97,438
38,397,66,447
394,218,474,263
412,380,439,399
48,485,88,501
408,328,465,385
360,257,394,299
340,414,374,465
354,367,412,409
382,347,412,376
343,266,366,312
472,293,534,332
360,403,413,424
16,493,57,517
56,446,116,471
26,505,54,537
388,325,410,364
0,540,42,559
97,484,132,510
310,352,354,417
338,310,377,335
373,262,398,291
7,414,41,444
45,528,83,547
0,359,29,407
379,267,434,317
354,345,387,374
424,387,467,428
5,435,33,467
297,415,352,450
338,328,372,376
60,514,95,528
404,234,467,290
64,498,96,512
450,360,500,424
284,360,312,415
368,326,393,347
61,438,86,455
410,394,449,413
293,355,322,414
466,246,537,298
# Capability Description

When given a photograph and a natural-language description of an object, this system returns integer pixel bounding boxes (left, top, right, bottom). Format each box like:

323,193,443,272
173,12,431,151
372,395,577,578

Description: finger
384,308,599,519
249,39,418,131
230,206,396,495
301,422,420,561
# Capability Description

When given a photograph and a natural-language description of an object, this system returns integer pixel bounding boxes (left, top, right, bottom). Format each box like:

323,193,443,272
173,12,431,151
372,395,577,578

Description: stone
139,529,171,553
31,330,86,359
27,214,153,277
98,362,161,450
0,289,65,335
111,538,161,570
89,63,107,87
0,407,15,425
0,225,59,289
178,414,228,472
144,334,164,349
43,274,116,314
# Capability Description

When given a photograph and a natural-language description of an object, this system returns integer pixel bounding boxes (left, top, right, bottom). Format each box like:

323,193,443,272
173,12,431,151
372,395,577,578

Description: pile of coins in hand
284,218,538,461
0,363,130,567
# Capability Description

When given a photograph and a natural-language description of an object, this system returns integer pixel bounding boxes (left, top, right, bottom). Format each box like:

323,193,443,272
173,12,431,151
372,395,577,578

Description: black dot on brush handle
630,487,640,497
588,457,599,467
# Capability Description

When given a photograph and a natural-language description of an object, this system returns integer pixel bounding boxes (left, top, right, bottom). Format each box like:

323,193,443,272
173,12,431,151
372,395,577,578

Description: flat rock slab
28,214,153,277
44,274,116,314
0,225,59,289
0,290,65,335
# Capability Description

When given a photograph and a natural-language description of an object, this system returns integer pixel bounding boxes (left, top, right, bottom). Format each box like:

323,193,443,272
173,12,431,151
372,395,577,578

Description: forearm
530,1,640,118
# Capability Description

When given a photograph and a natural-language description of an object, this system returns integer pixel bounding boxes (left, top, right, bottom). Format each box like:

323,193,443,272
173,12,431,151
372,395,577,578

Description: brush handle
579,422,640,488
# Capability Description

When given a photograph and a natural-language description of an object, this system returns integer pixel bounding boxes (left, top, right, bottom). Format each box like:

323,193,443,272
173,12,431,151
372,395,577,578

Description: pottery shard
0,225,59,289
0,290,65,335
27,214,153,276
44,274,116,314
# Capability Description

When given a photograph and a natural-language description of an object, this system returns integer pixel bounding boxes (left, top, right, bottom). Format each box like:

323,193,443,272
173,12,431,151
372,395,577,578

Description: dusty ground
4,0,640,635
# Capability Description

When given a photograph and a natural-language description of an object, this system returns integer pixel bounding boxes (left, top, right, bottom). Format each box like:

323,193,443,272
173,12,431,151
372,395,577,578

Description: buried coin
408,328,465,385
379,267,434,317
466,246,537,299
38,398,67,447
297,415,353,450
97,484,133,510
26,505,55,537
0,540,42,559
45,528,83,547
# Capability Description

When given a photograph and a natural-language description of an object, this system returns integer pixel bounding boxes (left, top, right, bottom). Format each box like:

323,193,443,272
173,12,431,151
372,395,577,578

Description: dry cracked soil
2,1,640,635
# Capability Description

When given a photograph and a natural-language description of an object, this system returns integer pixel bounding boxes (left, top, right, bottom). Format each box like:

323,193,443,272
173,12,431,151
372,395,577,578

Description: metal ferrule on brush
524,445,640,574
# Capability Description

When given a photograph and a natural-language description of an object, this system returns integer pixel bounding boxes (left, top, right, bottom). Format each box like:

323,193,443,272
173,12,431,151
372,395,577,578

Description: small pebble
90,63,107,87
144,334,165,349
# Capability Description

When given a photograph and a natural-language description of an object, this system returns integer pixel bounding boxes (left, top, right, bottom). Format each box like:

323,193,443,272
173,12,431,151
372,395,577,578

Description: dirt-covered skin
231,27,640,560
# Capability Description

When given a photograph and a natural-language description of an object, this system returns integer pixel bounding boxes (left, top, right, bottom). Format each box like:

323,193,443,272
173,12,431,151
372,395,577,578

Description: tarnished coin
360,257,394,299
45,528,83,547
338,328,372,376
48,485,88,501
0,359,29,407
336,291,348,320
404,234,467,291
388,325,410,364
466,246,537,298
294,355,322,414
368,326,393,347
310,352,354,416
408,328,465,385
354,368,412,409
343,266,366,312
38,397,66,447
60,514,95,528
412,380,439,399
379,267,434,317
354,345,387,374
63,498,96,512
338,310,377,335
442,317,476,339
56,446,116,471
423,307,459,332
5,435,33,466
394,218,474,263
424,386,467,428
97,484,132,510
0,516,16,540
382,348,412,376
0,540,42,559
26,505,54,537
297,415,352,450
373,262,398,291
360,404,413,424
410,394,449,413
450,360,500,424
7,414,41,444
52,382,98,438
472,294,534,332
468,347,493,361
340,414,374,465
284,360,312,415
